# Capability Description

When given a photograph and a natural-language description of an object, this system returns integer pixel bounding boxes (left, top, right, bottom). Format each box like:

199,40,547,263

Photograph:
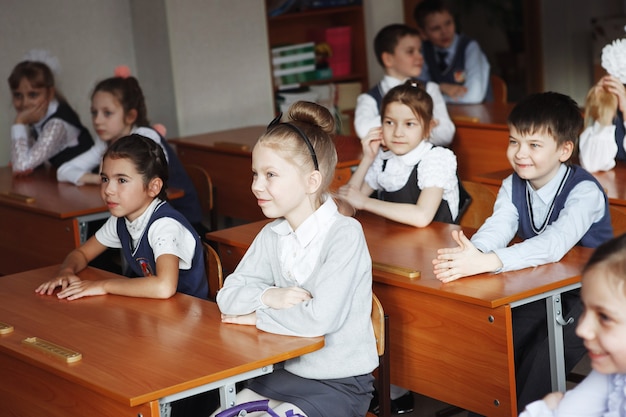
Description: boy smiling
433,92,613,410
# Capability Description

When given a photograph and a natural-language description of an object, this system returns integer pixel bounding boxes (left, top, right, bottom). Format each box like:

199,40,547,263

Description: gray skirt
247,368,374,417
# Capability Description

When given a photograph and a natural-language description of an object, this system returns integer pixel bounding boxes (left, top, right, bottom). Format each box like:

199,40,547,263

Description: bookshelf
265,3,368,119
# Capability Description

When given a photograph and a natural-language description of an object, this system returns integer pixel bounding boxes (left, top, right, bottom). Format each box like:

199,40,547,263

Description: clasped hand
432,230,485,282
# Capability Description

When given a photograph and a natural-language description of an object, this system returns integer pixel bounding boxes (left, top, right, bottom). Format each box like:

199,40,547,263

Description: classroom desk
0,265,324,417
0,166,184,276
169,125,362,222
470,162,626,207
448,103,515,180
0,166,108,276
206,213,592,416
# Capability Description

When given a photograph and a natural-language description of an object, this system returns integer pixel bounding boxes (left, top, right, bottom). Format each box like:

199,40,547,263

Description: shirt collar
527,164,569,204
435,34,459,55
271,197,338,247
124,198,163,238
381,140,433,165
381,74,409,92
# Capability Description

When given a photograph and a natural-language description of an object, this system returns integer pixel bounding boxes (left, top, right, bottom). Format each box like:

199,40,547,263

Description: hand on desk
221,312,257,325
432,230,502,282
36,275,106,300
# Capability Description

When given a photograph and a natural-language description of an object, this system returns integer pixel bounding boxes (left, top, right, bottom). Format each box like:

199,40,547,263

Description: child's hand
261,287,312,310
221,312,257,325
35,273,82,295
542,391,564,410
337,183,368,210
55,280,107,300
440,83,468,100
432,230,499,282
15,100,47,125
361,127,383,160
602,75,626,114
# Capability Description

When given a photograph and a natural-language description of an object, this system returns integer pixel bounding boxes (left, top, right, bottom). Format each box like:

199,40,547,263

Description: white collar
271,197,338,247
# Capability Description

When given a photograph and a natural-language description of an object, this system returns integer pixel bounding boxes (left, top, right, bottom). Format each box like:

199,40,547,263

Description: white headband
22,49,61,75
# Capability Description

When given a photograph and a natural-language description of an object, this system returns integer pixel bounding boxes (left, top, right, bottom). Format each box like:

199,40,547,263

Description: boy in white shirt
354,24,455,147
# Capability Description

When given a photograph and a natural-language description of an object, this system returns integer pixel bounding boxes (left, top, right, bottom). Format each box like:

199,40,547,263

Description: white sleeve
579,121,618,172
147,217,197,270
426,82,455,146
56,139,107,184
353,93,381,140
94,216,122,248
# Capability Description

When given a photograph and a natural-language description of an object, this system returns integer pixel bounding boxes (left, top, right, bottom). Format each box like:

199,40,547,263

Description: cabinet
265,4,368,111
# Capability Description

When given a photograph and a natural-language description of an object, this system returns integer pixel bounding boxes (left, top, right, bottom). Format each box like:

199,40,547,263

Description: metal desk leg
546,293,573,392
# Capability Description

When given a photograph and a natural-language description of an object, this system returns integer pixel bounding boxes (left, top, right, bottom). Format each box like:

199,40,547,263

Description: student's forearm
362,198,433,228
347,157,373,188
58,249,90,275
101,276,177,299
478,252,503,274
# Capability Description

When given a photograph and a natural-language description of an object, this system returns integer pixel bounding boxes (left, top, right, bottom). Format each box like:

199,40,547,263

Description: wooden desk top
471,162,626,207
0,166,184,219
207,212,591,309
0,266,323,407
0,166,106,219
169,125,363,168
447,102,515,127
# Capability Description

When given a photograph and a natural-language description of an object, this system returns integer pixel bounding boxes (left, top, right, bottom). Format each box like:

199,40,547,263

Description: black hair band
267,113,319,171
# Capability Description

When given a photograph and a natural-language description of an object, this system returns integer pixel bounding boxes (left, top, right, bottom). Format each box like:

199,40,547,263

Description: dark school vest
614,110,626,161
422,35,492,102
43,101,94,167
511,165,613,248
150,129,203,227
117,201,208,299
377,153,471,224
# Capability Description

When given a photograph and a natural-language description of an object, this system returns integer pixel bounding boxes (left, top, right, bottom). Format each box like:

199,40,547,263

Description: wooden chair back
610,205,626,237
203,241,223,301
490,74,508,104
367,293,390,417
458,181,497,229
183,164,216,231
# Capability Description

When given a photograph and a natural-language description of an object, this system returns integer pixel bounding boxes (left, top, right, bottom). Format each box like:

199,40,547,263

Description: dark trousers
512,289,586,411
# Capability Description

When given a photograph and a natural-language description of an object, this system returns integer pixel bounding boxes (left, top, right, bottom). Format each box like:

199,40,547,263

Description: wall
0,0,272,166
0,0,137,166
1,0,625,167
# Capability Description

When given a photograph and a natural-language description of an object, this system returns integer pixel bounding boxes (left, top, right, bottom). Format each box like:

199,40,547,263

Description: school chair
489,74,508,104
367,293,391,417
609,205,626,237
184,163,217,232
458,181,497,229
203,241,223,301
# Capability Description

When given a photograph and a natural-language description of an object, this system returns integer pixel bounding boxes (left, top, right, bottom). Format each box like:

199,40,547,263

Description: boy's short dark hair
413,0,449,29
507,91,583,161
373,24,420,67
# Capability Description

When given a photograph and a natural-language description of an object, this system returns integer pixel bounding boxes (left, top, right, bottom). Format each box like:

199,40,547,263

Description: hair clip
114,65,132,79
408,80,422,89
266,113,319,171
